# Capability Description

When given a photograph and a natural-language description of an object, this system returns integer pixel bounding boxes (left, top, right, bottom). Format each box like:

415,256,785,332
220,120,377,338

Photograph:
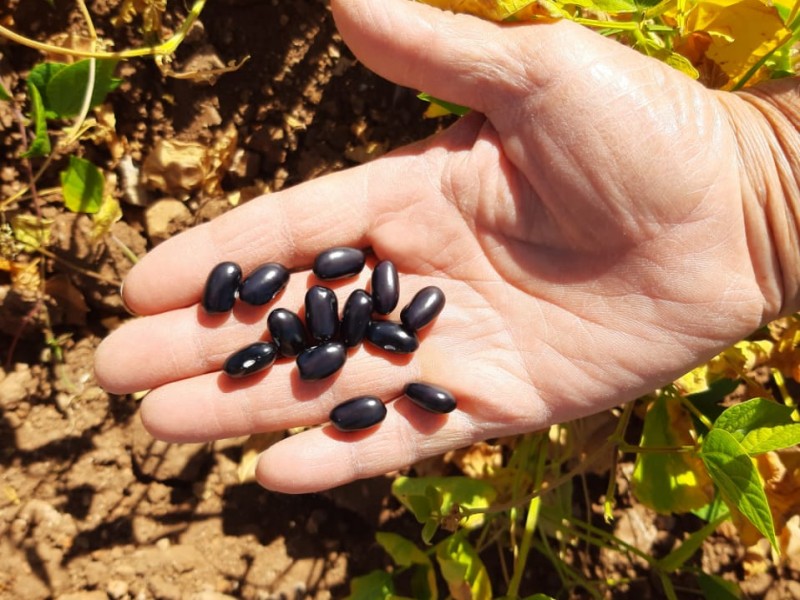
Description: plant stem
618,443,695,454
0,0,206,59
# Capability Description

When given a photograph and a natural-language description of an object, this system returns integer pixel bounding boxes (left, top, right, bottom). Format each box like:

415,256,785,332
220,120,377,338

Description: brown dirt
1,1,798,599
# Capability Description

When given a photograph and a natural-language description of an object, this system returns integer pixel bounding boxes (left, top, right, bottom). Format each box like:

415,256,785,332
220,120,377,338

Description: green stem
507,434,547,598
618,443,695,454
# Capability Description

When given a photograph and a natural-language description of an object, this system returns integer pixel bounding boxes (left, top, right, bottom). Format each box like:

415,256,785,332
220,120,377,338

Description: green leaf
435,535,492,600
699,428,777,550
714,398,794,440
46,59,121,118
741,423,800,454
697,573,742,599
345,570,395,600
713,398,800,453
60,156,105,214
22,82,51,158
691,494,730,523
631,396,712,513
376,532,437,600
376,532,430,567
410,564,438,600
28,62,67,119
392,476,496,530
422,518,440,545
0,81,11,101
417,93,470,117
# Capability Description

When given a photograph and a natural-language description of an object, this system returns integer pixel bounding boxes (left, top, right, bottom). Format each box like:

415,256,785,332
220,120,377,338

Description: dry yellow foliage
416,0,549,21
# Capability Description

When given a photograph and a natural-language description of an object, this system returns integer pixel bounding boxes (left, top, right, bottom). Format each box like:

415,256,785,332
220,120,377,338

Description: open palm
95,0,779,493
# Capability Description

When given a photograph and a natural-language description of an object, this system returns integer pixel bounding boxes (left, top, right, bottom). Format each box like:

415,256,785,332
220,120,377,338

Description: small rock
107,579,129,600
189,593,238,600
0,363,38,407
227,148,261,183
144,199,193,245
142,140,210,196
55,592,108,600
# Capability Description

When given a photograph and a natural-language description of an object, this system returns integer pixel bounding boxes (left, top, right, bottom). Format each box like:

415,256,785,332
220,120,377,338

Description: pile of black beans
201,247,456,432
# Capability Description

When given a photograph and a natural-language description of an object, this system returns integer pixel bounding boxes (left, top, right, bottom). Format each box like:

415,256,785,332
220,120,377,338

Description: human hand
95,0,799,493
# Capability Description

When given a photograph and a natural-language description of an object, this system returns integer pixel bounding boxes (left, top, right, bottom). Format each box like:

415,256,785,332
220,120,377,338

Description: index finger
122,153,412,315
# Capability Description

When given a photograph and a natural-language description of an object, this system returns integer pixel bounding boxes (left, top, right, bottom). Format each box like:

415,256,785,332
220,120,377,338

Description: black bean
296,342,347,381
239,263,289,306
313,247,366,280
404,382,457,414
401,286,445,332
366,321,418,354
202,262,242,314
305,285,339,342
371,260,399,315
223,342,278,378
330,396,387,432
268,308,306,357
341,289,372,348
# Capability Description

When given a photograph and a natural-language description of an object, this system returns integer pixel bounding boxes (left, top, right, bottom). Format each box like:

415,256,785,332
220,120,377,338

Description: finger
254,397,482,494
331,0,591,114
139,342,424,442
121,152,418,316
97,261,452,394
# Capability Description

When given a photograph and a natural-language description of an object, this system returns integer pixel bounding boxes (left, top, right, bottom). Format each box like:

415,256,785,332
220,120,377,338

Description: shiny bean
267,308,306,357
371,260,399,315
239,263,289,306
296,342,347,381
313,247,366,280
223,342,278,378
365,321,418,354
305,285,339,342
400,286,445,332
202,262,242,314
404,382,457,414
330,396,386,432
340,289,372,348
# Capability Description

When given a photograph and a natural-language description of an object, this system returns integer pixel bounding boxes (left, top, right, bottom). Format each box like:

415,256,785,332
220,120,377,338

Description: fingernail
119,280,138,316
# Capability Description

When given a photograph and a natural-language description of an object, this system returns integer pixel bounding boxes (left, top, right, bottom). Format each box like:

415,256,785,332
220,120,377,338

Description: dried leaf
416,0,549,21
91,196,124,243
11,214,53,249
677,0,792,89
10,259,42,299
45,274,89,325
237,432,283,483
204,124,239,195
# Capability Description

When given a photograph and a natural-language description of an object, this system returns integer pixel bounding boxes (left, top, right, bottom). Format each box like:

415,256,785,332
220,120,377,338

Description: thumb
330,0,604,114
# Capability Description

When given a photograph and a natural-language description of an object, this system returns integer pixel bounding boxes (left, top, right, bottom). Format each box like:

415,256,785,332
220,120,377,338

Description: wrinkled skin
95,0,800,493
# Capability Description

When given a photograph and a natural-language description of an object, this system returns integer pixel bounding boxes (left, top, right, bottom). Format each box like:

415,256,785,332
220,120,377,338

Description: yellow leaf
680,0,791,88
675,363,712,395
415,0,550,21
90,196,123,243
632,396,714,513
707,339,773,380
11,214,53,250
